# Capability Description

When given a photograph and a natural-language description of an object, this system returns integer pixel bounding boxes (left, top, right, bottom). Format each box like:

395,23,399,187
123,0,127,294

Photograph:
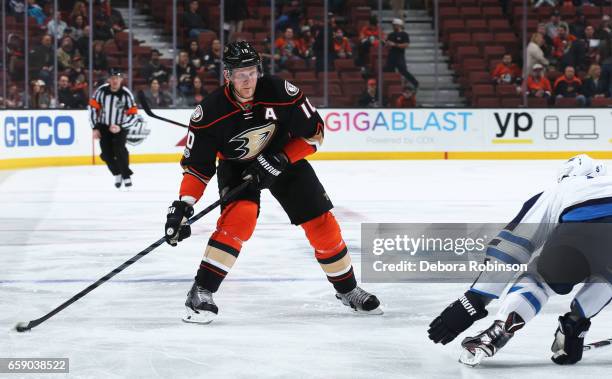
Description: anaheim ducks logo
229,122,277,160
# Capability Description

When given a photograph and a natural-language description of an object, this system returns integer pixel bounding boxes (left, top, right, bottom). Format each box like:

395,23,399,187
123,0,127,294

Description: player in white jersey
427,154,612,366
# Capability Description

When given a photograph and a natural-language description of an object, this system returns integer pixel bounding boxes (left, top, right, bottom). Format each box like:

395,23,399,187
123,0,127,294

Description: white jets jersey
472,175,612,298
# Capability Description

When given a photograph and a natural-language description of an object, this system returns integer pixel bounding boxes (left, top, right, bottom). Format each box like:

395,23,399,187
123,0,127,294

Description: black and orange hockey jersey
179,75,324,202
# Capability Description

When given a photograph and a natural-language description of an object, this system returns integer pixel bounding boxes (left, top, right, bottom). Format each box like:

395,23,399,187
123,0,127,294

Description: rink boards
2,108,612,168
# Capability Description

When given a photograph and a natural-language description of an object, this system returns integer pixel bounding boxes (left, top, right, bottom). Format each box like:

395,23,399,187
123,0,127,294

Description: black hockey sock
328,266,357,294
195,239,239,292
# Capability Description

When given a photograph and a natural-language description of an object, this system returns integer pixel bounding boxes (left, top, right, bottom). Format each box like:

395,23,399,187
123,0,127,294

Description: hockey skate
183,282,218,324
459,312,525,367
335,286,383,315
114,175,122,188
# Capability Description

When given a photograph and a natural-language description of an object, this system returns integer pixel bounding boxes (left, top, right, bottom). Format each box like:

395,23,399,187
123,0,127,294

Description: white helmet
557,154,607,183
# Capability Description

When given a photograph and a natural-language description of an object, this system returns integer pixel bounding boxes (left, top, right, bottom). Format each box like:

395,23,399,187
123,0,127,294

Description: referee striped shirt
88,83,138,128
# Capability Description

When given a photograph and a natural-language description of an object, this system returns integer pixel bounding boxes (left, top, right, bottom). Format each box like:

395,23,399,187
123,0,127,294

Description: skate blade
182,307,216,325
336,296,384,315
459,347,486,367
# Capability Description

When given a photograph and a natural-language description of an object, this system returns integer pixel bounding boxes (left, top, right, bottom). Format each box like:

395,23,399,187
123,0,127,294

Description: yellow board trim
4,151,612,170
491,139,534,144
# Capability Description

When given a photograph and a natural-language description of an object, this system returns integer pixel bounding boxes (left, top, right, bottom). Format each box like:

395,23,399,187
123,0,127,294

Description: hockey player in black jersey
163,41,382,324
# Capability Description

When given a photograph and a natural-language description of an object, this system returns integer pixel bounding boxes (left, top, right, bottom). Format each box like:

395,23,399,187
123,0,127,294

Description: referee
88,68,138,188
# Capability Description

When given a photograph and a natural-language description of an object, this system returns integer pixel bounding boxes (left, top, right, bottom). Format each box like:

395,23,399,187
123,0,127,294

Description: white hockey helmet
557,154,607,183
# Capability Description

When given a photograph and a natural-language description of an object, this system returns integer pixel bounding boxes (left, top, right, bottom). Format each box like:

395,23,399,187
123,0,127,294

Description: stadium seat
475,97,500,108
554,97,578,107
501,97,522,107
526,97,549,108
590,97,612,107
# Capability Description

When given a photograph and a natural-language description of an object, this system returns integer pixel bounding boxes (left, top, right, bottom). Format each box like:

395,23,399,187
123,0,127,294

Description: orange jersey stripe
88,98,101,109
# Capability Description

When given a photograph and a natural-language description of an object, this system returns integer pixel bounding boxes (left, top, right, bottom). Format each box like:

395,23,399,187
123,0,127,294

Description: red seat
334,59,359,72
590,97,612,107
501,97,522,108
488,19,512,33
460,7,482,19
456,46,481,61
496,84,519,98
526,97,549,108
483,46,507,62
554,97,578,107
472,32,495,48
482,7,504,19
471,84,495,101
475,97,500,107
469,71,492,84
461,58,487,75
466,19,488,33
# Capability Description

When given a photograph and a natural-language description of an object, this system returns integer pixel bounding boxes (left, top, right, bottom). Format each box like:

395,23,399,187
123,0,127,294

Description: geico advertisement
318,109,480,151
487,109,612,150
0,110,91,159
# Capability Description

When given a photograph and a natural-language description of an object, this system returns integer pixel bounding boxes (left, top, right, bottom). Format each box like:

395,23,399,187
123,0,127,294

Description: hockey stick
137,90,189,128
14,180,251,332
584,338,612,352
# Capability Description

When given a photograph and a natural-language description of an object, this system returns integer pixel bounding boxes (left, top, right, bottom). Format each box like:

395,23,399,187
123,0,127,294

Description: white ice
1,160,610,378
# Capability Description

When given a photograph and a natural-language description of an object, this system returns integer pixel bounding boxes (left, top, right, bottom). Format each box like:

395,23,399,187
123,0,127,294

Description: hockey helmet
557,154,607,183
222,41,262,75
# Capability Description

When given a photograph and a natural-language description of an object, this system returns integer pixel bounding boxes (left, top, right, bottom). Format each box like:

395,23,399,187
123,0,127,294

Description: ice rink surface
1,160,610,379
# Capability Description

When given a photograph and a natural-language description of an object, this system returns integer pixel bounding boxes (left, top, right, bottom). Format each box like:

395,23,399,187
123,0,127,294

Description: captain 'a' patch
228,122,277,160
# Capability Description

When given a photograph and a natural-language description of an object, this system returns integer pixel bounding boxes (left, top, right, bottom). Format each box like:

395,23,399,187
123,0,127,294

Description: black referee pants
98,125,133,178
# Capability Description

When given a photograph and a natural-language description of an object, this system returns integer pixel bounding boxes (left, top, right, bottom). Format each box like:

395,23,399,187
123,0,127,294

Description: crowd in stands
3,1,612,109
486,5,612,107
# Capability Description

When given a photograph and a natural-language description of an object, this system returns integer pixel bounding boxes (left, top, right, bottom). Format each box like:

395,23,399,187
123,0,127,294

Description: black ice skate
183,282,218,324
335,286,383,315
459,312,525,367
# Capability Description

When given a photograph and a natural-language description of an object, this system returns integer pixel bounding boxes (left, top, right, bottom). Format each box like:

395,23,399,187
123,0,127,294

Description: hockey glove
241,152,288,190
165,200,194,246
428,290,488,345
551,312,591,365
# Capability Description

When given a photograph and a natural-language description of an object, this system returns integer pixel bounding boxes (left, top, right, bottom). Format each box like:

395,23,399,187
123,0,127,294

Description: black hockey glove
551,312,591,365
428,291,488,345
164,200,194,246
241,152,288,190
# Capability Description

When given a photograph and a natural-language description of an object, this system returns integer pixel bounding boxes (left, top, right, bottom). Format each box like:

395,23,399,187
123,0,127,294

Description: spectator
595,15,611,40
176,50,196,96
553,66,586,106
312,17,335,72
275,0,303,33
553,25,579,69
570,10,588,40
296,25,315,63
600,36,612,97
332,28,352,59
92,41,109,72
47,11,68,39
141,49,170,84
27,0,47,26
578,25,598,69
110,7,126,33
70,1,87,23
75,25,90,58
29,79,54,109
545,10,569,41
260,38,281,74
93,6,114,41
384,18,419,90
57,74,87,109
225,0,249,34
70,15,87,40
187,76,209,106
28,34,54,85
5,83,24,108
7,34,24,81
527,32,550,71
357,15,385,67
583,64,608,102
142,78,173,108
275,27,301,69
188,40,205,73
203,39,222,76
358,78,386,107
526,63,552,101
67,56,87,89
395,83,416,108
536,23,553,59
57,36,80,71
491,53,522,85
183,0,209,39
